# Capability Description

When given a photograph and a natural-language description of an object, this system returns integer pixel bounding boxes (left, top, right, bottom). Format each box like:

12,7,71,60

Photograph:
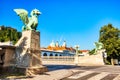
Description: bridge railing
41,56,75,64
42,56,74,61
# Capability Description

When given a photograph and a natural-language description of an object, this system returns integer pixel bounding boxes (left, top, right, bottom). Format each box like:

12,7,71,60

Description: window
50,53,53,56
55,54,58,56
43,53,47,56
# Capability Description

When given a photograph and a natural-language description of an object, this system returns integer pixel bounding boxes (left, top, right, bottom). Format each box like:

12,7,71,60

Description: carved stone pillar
15,30,47,75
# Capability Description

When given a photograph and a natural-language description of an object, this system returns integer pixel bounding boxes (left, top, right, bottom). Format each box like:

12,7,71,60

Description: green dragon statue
14,9,41,31
94,42,103,54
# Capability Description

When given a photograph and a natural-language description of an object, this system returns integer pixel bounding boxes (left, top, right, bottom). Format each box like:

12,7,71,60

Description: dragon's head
30,9,41,17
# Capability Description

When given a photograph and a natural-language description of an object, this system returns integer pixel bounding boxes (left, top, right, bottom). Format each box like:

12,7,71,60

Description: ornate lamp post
74,45,79,65
75,45,79,56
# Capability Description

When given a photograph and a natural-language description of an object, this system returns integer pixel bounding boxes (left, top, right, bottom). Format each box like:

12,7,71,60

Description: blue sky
0,0,120,50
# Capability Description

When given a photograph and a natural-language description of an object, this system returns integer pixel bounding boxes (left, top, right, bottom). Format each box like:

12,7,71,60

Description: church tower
62,41,66,47
56,41,59,47
50,40,55,47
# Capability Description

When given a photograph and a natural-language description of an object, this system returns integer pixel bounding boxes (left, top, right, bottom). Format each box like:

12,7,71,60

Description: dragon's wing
14,9,29,25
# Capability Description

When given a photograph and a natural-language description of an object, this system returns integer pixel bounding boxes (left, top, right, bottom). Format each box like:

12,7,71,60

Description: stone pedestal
15,30,47,75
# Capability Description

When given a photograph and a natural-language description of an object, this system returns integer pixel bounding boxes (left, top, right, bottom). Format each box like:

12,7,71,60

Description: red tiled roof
46,46,75,51
80,50,89,52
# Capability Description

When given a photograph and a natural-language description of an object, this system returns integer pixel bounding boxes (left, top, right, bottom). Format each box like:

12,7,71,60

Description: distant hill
0,25,21,44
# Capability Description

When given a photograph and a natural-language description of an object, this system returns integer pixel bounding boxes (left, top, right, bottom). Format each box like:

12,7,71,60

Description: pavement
25,69,73,80
21,64,77,80
1,65,120,80
29,65,120,80
62,65,120,80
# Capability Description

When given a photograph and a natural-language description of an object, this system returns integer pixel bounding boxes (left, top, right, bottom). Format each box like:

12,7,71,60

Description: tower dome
62,41,66,47
50,40,55,47
56,41,59,47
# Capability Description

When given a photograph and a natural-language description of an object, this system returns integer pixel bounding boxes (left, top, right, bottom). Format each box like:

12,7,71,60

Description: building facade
41,41,76,57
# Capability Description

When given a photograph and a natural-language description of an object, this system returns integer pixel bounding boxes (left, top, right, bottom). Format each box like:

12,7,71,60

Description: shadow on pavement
44,64,79,71
44,64,103,71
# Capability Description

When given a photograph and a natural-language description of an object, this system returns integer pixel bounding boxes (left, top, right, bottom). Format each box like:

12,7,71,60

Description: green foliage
78,50,82,54
99,24,120,58
89,48,95,55
0,25,21,44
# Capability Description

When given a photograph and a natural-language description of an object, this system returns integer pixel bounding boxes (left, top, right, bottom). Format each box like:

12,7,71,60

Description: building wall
41,50,74,57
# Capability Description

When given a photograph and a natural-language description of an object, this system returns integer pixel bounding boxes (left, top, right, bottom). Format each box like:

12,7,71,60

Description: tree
89,48,95,55
99,24,120,65
0,26,21,44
